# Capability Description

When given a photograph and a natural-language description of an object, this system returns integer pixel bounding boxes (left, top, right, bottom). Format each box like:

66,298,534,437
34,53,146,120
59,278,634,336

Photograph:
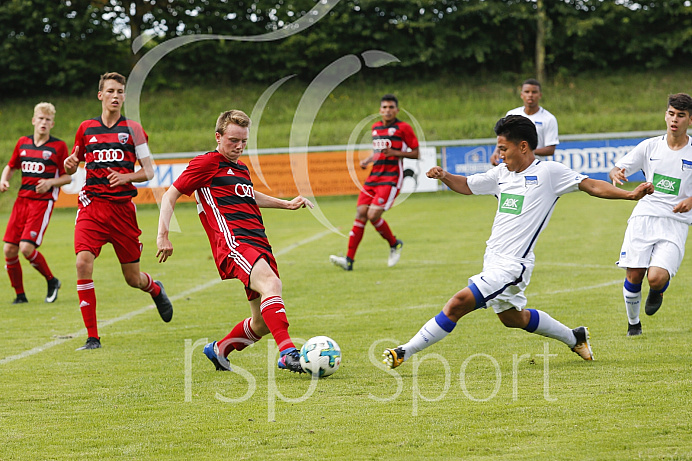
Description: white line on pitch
0,229,332,366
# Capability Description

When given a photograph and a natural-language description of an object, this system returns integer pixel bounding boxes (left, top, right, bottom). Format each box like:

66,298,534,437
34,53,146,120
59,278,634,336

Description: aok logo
92,149,125,163
234,183,255,198
372,139,392,151
653,173,680,196
21,162,46,174
499,193,524,215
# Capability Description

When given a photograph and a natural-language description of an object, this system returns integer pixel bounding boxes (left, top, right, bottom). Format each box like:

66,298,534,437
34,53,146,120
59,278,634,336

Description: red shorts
74,199,143,264
218,243,279,301
3,197,54,247
357,184,400,210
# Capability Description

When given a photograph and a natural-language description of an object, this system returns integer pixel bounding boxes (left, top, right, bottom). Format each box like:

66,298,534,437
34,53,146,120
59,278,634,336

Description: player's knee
3,244,18,259
647,273,669,291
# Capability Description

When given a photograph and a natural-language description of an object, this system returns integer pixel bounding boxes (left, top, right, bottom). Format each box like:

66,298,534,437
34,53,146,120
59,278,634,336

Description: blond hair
34,102,56,118
215,110,251,134
99,72,126,91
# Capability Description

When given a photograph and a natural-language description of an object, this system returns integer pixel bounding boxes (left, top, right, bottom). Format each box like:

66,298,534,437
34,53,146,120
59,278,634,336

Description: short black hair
668,93,692,114
522,78,541,90
494,115,538,151
381,94,398,107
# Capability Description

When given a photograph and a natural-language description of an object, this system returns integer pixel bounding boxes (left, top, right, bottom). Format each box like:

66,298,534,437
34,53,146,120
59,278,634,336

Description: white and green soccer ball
299,336,341,377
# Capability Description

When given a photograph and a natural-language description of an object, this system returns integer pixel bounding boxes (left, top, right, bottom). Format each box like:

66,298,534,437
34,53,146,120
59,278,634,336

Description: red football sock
373,218,397,246
260,296,295,351
26,250,53,280
140,272,161,297
77,279,98,339
5,257,24,295
347,219,366,260
217,317,262,356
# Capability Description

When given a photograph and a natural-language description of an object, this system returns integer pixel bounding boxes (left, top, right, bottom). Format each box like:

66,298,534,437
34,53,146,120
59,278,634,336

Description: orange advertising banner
54,150,372,208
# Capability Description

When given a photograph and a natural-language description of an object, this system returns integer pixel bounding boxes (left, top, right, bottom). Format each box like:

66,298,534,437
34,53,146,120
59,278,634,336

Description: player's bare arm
579,178,653,200
35,174,72,194
360,154,374,169
382,147,420,159
255,191,314,210
609,166,628,186
426,166,473,195
534,145,556,157
64,146,80,175
490,147,501,166
156,185,183,263
0,165,15,192
106,154,154,187
672,197,692,213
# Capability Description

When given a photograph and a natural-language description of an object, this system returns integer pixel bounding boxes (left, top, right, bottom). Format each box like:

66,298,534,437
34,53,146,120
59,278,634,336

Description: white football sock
624,285,641,325
529,310,576,348
401,315,453,361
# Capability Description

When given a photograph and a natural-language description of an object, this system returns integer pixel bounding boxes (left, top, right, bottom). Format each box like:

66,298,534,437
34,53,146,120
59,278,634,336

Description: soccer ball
299,336,341,377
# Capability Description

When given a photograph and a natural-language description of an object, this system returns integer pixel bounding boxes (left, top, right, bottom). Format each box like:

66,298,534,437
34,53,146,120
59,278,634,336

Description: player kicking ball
383,115,654,369
156,110,313,373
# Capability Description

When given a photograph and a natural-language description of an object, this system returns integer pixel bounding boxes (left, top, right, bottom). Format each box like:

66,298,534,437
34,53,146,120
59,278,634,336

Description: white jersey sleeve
546,161,587,196
614,138,650,176
467,166,501,196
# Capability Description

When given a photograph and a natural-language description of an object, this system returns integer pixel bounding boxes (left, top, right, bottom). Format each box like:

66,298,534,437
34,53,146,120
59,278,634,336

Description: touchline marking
533,279,623,296
0,229,332,365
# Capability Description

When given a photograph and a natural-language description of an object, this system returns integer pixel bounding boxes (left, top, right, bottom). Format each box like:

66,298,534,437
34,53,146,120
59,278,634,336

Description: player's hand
672,197,692,213
426,166,447,180
35,179,50,194
106,167,129,186
64,146,80,172
0,180,10,192
286,196,314,210
490,151,501,166
630,182,654,200
610,167,627,186
359,160,369,169
156,237,173,263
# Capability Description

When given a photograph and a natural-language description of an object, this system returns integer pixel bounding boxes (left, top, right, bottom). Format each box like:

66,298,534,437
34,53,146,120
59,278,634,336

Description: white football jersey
615,135,692,224
506,106,559,149
468,160,587,261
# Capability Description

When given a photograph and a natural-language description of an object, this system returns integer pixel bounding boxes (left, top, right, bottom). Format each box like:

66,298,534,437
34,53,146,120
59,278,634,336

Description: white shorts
617,215,688,277
468,253,534,314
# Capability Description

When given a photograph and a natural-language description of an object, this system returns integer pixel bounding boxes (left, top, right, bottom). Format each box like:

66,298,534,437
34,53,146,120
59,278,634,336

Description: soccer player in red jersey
156,110,313,373
64,72,173,351
1,102,71,304
330,94,419,271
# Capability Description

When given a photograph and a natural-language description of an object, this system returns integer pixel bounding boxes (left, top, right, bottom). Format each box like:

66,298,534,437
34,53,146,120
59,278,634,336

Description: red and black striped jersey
173,151,271,271
72,116,148,203
8,135,68,201
366,119,419,188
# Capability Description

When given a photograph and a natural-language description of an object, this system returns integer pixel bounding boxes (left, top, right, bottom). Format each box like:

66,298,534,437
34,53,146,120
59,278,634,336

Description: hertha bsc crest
118,133,130,144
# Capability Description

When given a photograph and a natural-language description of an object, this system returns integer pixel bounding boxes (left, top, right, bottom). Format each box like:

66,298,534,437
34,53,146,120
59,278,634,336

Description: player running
1,102,71,304
383,115,654,369
330,94,419,271
610,93,692,336
64,72,173,351
156,109,313,374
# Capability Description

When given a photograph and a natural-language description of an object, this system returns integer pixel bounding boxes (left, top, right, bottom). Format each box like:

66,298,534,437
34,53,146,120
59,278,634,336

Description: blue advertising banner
445,138,648,182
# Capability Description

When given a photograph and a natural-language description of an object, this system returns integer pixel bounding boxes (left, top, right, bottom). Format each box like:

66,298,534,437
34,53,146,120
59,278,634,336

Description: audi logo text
234,184,255,198
91,149,125,163
21,162,46,174
372,139,392,151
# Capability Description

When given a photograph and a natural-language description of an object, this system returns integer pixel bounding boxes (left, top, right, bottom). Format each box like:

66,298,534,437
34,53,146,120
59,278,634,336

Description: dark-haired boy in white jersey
610,93,692,336
383,115,654,369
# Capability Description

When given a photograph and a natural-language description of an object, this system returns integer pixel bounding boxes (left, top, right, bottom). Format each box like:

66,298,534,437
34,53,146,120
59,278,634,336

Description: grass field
1,189,691,460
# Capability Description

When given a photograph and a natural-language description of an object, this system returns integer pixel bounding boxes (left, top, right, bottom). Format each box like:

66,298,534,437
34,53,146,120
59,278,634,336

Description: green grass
1,190,691,459
1,68,690,158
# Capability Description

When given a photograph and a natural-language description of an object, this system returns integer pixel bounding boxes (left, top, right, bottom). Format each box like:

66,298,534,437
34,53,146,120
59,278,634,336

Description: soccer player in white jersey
490,78,559,165
609,93,692,336
383,115,653,368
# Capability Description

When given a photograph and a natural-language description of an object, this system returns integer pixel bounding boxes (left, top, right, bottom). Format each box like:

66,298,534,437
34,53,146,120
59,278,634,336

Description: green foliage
1,192,692,459
2,1,692,95
0,0,129,96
